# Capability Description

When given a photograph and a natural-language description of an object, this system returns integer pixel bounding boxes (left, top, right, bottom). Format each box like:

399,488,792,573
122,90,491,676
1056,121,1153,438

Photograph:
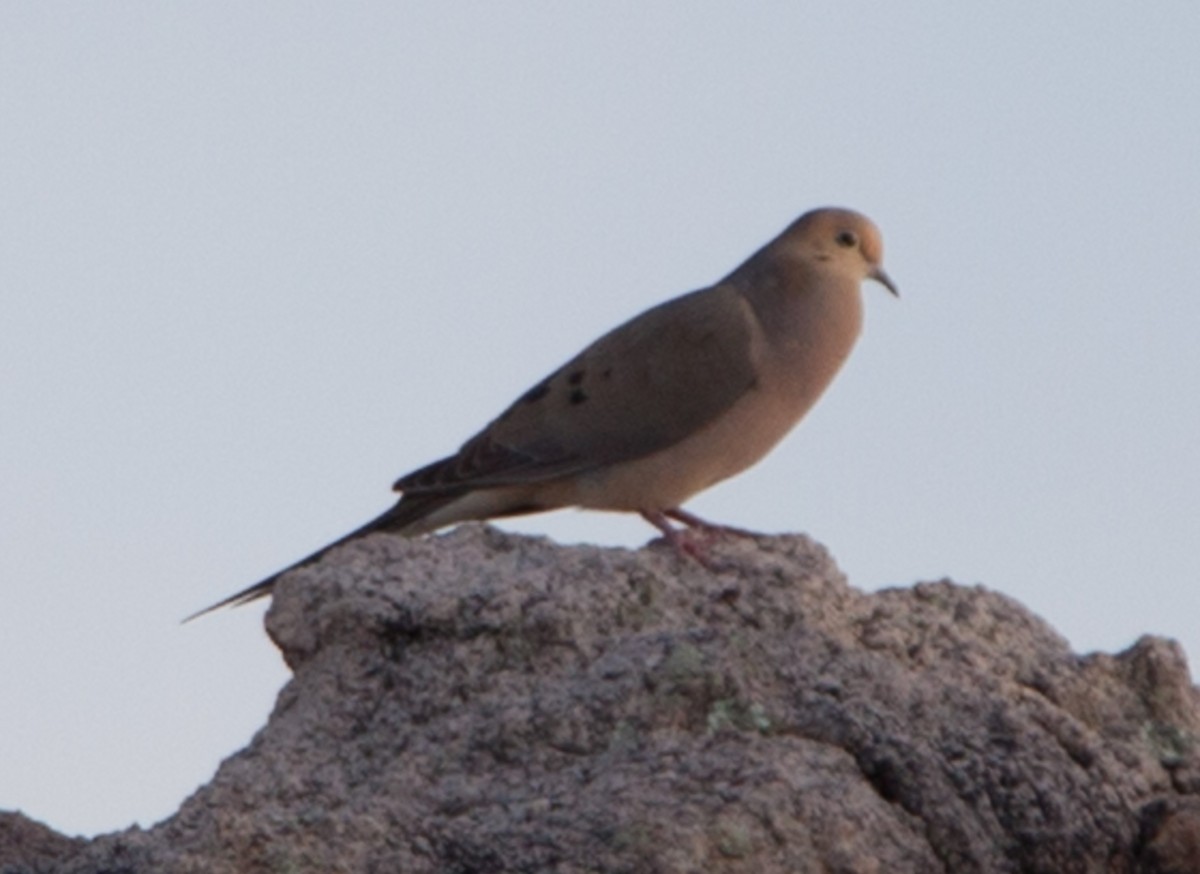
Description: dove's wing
396,283,760,495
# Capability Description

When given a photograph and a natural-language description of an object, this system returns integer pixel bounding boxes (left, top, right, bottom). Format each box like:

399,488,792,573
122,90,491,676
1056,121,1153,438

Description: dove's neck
729,261,864,400
734,262,862,346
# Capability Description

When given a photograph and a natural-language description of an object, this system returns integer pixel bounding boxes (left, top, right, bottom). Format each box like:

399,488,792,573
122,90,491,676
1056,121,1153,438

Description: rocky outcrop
8,525,1200,873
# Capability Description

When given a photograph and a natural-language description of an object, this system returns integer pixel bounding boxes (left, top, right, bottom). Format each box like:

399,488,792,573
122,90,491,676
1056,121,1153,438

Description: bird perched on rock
189,207,897,619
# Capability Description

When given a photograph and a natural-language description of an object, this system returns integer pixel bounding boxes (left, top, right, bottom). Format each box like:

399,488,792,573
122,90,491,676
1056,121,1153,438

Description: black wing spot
521,382,551,404
567,369,586,386
601,367,613,380
569,389,588,405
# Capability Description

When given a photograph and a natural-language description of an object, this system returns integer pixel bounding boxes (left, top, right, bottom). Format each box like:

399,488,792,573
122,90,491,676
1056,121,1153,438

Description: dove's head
771,207,899,297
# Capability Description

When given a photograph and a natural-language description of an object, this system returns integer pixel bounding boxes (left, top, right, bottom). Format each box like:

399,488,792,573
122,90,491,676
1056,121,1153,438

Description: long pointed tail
182,493,460,623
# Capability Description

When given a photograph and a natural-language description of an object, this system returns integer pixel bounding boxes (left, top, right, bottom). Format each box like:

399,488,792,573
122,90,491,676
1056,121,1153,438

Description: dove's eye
835,230,858,248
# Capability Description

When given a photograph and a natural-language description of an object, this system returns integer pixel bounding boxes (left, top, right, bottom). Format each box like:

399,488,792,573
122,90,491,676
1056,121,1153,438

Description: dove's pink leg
664,508,760,539
639,510,720,568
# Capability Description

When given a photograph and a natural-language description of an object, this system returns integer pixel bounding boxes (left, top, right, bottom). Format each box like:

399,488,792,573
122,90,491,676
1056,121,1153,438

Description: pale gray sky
3,3,1198,837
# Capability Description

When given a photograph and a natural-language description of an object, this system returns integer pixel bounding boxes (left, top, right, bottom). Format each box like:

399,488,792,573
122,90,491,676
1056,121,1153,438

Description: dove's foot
640,508,761,569
639,510,715,567
664,508,762,540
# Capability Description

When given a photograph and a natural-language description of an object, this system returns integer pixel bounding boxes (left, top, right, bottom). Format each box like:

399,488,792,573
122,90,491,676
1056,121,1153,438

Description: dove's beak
870,267,899,297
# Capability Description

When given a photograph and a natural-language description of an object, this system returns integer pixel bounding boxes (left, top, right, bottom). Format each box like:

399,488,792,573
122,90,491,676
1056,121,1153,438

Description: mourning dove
188,207,896,619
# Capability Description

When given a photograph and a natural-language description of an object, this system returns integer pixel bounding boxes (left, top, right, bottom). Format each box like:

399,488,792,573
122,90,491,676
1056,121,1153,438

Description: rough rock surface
8,525,1200,873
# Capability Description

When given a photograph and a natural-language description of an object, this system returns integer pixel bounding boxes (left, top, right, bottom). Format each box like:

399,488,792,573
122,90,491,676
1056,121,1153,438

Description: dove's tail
182,492,462,623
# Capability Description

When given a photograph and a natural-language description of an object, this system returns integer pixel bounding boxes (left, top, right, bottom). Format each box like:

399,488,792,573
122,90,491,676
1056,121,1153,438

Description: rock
0,811,85,871
11,525,1200,873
